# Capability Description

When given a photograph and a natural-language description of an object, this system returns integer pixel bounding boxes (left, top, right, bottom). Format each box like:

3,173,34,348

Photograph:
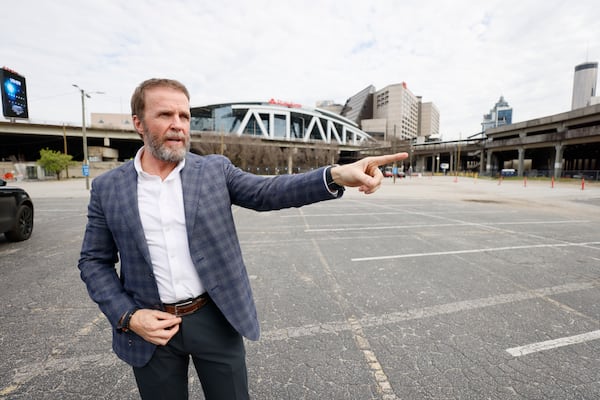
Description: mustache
164,132,187,141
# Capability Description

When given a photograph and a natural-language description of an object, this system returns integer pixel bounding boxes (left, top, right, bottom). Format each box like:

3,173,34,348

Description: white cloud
2,0,599,139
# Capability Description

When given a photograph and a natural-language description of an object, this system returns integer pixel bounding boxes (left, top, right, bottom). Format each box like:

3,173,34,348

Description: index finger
368,152,409,167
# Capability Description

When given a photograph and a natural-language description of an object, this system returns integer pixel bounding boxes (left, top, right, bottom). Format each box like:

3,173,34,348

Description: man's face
134,86,191,163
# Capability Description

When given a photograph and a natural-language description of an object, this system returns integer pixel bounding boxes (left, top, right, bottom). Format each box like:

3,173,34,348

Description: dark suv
0,178,34,241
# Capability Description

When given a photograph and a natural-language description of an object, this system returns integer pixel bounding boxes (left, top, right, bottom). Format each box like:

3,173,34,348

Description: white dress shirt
134,148,204,304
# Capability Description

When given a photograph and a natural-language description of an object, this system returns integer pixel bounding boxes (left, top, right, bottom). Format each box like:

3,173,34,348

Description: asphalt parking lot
1,175,599,399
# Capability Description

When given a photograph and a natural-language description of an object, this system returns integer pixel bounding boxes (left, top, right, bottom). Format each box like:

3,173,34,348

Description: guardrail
476,169,600,181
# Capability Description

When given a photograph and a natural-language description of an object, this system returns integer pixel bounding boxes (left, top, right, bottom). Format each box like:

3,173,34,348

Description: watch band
119,308,138,332
325,166,345,192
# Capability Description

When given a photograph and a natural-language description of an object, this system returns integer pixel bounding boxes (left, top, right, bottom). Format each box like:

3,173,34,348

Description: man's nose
170,115,187,130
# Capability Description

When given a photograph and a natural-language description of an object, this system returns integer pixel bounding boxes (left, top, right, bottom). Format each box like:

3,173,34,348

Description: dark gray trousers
133,300,249,400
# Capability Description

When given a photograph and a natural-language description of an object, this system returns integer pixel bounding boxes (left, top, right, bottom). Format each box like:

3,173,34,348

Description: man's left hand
330,152,409,194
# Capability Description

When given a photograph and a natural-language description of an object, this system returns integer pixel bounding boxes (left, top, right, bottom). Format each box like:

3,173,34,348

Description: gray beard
146,132,190,163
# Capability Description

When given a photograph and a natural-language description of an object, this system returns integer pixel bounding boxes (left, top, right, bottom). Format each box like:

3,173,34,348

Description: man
78,78,407,399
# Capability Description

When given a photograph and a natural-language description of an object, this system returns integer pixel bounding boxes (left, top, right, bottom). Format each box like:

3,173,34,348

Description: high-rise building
571,61,598,110
340,82,438,141
419,101,440,139
369,82,420,140
482,96,512,132
340,85,375,125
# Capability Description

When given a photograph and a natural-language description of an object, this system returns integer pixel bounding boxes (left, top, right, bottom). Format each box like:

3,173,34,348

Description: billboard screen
1,67,29,119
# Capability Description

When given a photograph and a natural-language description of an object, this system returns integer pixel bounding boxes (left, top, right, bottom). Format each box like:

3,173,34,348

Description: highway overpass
411,103,600,178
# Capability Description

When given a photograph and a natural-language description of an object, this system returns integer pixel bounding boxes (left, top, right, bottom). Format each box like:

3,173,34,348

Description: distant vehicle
501,168,516,177
383,166,405,178
0,178,34,241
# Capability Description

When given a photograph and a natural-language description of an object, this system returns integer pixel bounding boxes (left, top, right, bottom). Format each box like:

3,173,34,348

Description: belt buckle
173,299,193,316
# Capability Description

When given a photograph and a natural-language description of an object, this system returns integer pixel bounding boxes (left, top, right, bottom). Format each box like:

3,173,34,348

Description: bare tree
191,133,342,175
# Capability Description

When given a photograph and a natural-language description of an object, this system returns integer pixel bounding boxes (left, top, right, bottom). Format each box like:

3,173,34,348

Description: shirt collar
134,146,186,180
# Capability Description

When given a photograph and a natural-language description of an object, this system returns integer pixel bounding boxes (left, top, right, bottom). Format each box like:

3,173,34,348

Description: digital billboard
1,67,29,119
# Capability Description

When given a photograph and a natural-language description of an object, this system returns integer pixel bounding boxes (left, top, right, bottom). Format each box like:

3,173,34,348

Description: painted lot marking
506,330,600,357
282,210,513,218
261,280,598,341
0,248,20,257
306,220,589,233
301,206,399,400
351,241,600,262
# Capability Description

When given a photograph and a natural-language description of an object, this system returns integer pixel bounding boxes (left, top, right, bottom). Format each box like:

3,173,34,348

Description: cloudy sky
2,0,599,140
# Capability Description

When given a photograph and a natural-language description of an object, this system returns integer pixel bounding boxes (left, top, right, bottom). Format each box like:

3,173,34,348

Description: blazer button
128,340,133,346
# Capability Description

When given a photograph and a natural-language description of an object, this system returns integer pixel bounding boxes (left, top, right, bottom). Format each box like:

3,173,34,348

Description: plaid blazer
78,153,340,367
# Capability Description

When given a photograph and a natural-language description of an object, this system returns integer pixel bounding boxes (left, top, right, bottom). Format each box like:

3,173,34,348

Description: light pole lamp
73,84,104,190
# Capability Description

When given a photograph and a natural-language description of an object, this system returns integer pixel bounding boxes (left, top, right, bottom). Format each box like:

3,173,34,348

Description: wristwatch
118,309,138,332
325,166,345,192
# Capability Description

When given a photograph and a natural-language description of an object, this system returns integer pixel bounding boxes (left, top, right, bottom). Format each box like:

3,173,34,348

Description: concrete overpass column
517,147,525,177
415,155,425,173
553,143,564,179
479,149,485,175
288,150,293,174
486,150,493,175
449,153,454,173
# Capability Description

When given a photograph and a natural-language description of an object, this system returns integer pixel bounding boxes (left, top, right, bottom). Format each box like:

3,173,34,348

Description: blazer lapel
180,154,203,236
117,164,153,267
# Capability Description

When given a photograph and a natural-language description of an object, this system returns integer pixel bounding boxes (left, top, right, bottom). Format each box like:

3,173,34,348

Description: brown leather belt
163,293,210,317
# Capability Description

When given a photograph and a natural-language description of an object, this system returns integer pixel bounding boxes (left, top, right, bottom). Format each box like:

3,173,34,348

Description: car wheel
5,204,34,242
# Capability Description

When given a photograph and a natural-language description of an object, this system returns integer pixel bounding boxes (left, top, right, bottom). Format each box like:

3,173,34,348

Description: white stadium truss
192,103,374,146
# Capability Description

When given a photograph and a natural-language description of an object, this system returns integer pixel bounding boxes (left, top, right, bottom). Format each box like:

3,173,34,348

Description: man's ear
132,115,144,139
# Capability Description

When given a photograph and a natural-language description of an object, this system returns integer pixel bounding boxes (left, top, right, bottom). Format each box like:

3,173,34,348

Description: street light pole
73,84,104,190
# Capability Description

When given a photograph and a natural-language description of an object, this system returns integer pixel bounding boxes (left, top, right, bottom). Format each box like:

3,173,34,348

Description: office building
373,82,419,140
351,82,418,140
419,101,440,139
340,85,375,126
482,96,512,132
571,61,598,109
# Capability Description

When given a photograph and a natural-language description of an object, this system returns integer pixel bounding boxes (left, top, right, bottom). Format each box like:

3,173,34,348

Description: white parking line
0,248,20,256
506,330,600,357
306,220,589,233
351,242,600,262
261,280,599,341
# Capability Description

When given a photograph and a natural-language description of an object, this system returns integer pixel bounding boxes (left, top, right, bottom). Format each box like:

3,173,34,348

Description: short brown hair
130,78,190,120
